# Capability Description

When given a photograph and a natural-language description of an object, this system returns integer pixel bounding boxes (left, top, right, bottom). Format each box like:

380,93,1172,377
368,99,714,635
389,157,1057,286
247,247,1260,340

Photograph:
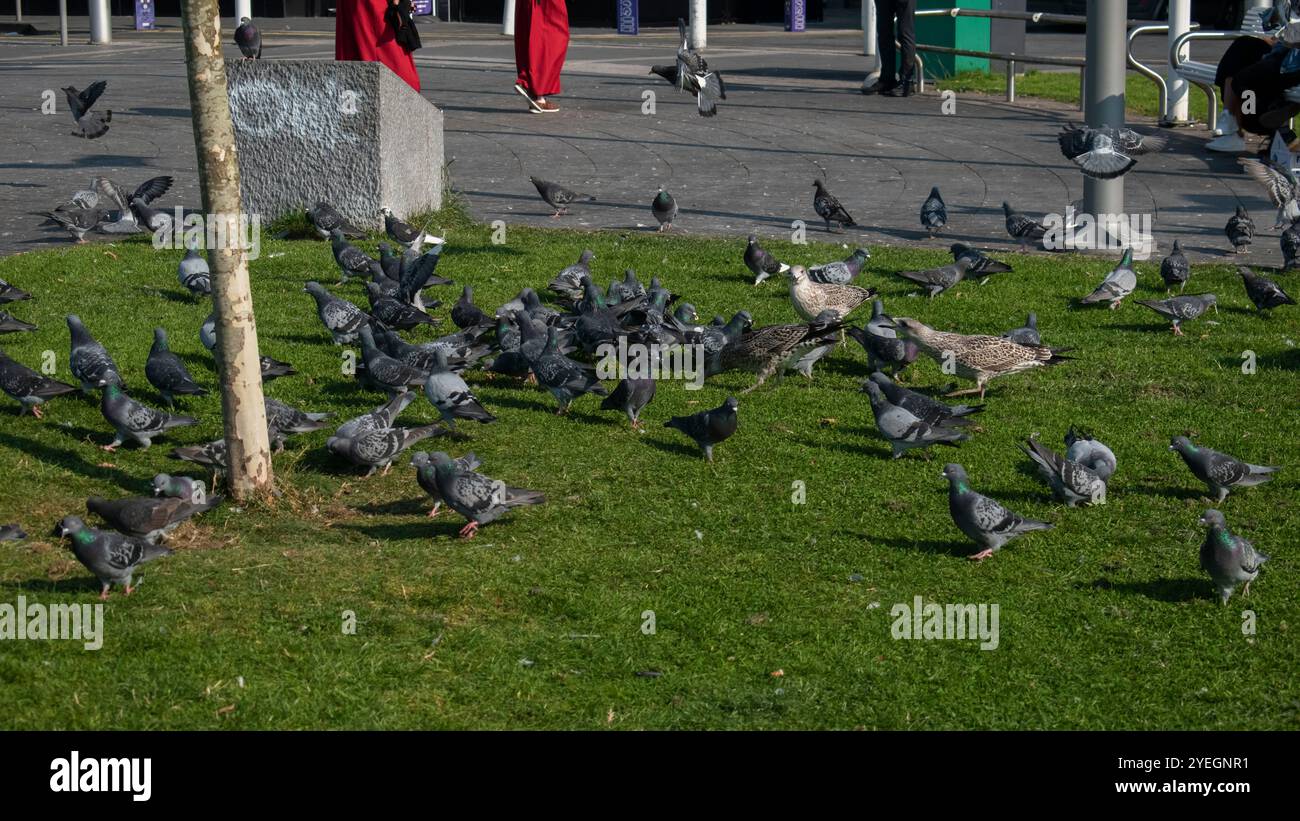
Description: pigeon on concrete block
920,187,947,236
530,176,594,217
1225,205,1255,254
234,16,262,59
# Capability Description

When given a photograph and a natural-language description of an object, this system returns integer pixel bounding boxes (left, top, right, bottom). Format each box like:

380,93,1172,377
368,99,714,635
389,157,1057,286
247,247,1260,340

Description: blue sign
412,0,432,15
785,0,806,33
617,0,638,35
135,0,155,30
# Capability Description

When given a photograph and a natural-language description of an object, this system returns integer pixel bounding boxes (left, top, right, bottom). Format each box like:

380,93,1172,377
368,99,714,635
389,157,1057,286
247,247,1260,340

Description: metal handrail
1125,23,1206,125
1169,29,1256,135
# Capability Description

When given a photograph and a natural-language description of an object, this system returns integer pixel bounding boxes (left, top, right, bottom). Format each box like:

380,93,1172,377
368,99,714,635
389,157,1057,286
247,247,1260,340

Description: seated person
1211,6,1300,152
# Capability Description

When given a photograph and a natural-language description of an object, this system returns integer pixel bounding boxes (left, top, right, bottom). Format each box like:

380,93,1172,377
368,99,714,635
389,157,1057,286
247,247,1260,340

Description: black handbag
386,0,423,53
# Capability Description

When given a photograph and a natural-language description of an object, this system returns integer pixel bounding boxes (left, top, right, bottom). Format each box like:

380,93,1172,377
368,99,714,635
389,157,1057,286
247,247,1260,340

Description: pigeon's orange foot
427,503,441,518
459,521,479,539
31,406,43,419
967,549,995,562
99,587,111,601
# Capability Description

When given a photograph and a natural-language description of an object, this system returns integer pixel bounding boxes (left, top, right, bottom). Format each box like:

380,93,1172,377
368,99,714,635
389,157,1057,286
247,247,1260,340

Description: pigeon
865,371,981,427
745,235,789,285
1284,221,1300,270
788,265,875,322
63,81,111,139
334,393,417,440
1058,125,1166,180
1199,509,1268,604
307,202,365,240
1020,435,1107,506
419,451,545,538
920,187,947,236
260,355,296,381
943,463,1052,561
664,396,738,462
1080,248,1138,309
812,179,856,232
365,282,437,330
1240,158,1300,228
330,229,378,284
1159,240,1190,293
894,257,973,298
152,473,209,502
358,326,427,398
1135,293,1217,335
0,278,31,304
128,191,176,234
652,188,677,231
53,515,172,600
1170,436,1279,503
87,493,223,544
950,243,1012,277
327,424,444,477
199,312,217,352
1225,205,1254,254
863,381,968,459
719,315,842,392
263,398,331,450
67,314,124,390
380,206,444,249
1065,427,1117,482
601,374,656,430
662,17,726,117
0,524,26,542
40,206,104,242
81,175,172,234
376,243,403,282
1002,313,1040,346
396,242,451,310
305,282,370,344
177,244,212,297
234,16,262,59
530,176,594,217
0,313,37,334
145,327,208,405
451,285,490,329
846,303,920,374
409,451,483,518
1237,266,1295,312
807,248,870,285
423,349,496,428
169,439,230,472
0,347,77,417
549,250,596,302
100,384,198,451
1002,202,1048,251
532,327,608,413
891,317,1072,399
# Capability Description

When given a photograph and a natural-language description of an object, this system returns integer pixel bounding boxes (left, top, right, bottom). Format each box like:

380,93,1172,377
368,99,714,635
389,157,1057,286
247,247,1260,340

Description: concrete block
227,60,443,231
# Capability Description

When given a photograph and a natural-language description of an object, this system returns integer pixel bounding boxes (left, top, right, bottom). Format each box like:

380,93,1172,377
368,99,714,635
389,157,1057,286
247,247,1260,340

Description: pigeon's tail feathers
1073,151,1136,179
1134,134,1168,154
697,73,725,117
505,487,546,508
1021,438,1064,482
1016,519,1054,534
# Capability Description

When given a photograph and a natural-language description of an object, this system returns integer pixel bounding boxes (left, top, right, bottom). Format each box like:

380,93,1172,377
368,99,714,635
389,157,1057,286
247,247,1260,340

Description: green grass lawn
0,211,1297,730
936,69,1212,123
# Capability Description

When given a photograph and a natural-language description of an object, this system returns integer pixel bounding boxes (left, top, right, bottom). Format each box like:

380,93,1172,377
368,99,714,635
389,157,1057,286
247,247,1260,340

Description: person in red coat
336,0,422,92
513,0,570,113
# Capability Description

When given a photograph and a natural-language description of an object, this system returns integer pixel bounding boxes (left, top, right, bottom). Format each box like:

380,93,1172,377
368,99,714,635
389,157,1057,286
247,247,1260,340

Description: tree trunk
180,1,273,501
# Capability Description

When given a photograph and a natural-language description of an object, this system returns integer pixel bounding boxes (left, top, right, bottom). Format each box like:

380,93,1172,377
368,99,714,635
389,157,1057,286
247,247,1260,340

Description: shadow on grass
355,498,429,517
642,436,707,460
1082,576,1210,603
0,576,104,595
889,538,973,558
336,520,464,542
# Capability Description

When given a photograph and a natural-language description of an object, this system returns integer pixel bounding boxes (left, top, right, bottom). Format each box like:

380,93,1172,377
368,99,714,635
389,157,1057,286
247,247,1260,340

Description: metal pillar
1166,0,1191,124
689,0,706,50
89,0,110,43
1083,1,1126,219
502,0,515,36
235,0,251,23
15,0,21,22
862,0,879,77
58,0,67,45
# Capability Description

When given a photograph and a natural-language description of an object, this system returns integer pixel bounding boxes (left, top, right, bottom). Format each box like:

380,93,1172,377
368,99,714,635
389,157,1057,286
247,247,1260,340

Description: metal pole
89,0,111,43
15,0,21,23
689,0,706,50
1006,59,1015,102
1166,0,1190,124
502,0,515,36
863,0,877,61
235,0,251,23
59,0,68,45
1084,1,1126,223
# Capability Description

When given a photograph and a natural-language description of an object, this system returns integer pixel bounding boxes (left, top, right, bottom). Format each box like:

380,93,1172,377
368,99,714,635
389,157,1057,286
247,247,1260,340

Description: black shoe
885,78,914,98
861,78,898,96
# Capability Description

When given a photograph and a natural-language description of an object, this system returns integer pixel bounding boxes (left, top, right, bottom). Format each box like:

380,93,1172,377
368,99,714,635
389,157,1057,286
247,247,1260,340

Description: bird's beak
50,524,66,538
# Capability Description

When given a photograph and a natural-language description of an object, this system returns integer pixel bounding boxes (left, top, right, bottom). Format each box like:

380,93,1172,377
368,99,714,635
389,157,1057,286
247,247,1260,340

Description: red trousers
515,0,570,98
336,0,421,92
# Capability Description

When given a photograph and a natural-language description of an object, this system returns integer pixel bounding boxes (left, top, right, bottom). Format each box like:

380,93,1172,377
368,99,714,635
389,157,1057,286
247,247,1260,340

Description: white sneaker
1212,110,1237,137
1206,132,1248,153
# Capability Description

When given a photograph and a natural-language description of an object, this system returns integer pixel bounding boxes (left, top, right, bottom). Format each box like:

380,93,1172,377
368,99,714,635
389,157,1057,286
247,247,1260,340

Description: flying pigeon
409,450,483,518
0,313,37,335
890,317,1071,399
665,396,738,462
1159,240,1190,293
53,515,172,599
787,265,875,322
1002,202,1048,251
39,206,104,242
234,16,262,59
1237,266,1295,312
307,202,365,240
1002,313,1040,346
1065,427,1117,482
807,248,870,285
63,81,111,139
423,348,496,428
1058,124,1165,179
419,451,545,538
100,384,198,451
1135,293,1217,335
305,281,370,344
812,179,857,232
920,187,947,236
0,278,31,304
327,424,445,477
78,175,172,234
658,17,726,117
863,381,967,459
87,493,223,544
145,327,208,406
1079,248,1138,309
530,176,594,217
177,244,212,297
893,257,973,298
1170,435,1279,502
1199,509,1268,604
68,314,124,390
601,374,656,430
652,188,677,231
943,463,1052,561
1225,205,1254,254
0,347,77,417
1020,435,1106,506
745,235,789,285
950,243,1012,277
380,206,444,249
1239,158,1300,228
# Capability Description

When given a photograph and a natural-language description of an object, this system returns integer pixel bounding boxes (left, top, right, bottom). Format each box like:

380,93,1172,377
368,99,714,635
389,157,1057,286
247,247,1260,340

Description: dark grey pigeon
40,206,104,242
358,325,427,398
397,243,451,310
87,493,223,544
264,397,331,451
1135,293,1217,335
335,393,417,440
943,463,1052,561
0,313,37,334
423,451,545,538
812,179,856,232
380,207,443,248
1159,240,1190,293
865,372,981,427
100,384,197,451
0,348,77,417
530,176,594,217
53,515,172,599
365,282,437,330
305,281,369,344
666,17,726,117
63,81,111,139
532,327,608,413
1002,202,1048,251
664,396,738,462
745,234,789,285
68,314,124,390
920,187,947,236
1282,222,1300,270
845,302,918,375
894,257,972,298
327,423,445,477
145,327,208,406
0,278,31,304
330,229,377,284
652,189,677,231
950,243,1012,277
89,175,172,234
423,348,496,428
601,374,656,430
177,245,211,297
260,355,296,381
377,243,402,281
152,473,208,502
1170,435,1279,502
410,450,483,518
1020,435,1107,507
1237,266,1295,312
1199,509,1268,604
234,16,262,59
1002,313,1040,346
1226,206,1254,254
1065,427,1117,482
863,381,967,458
307,202,364,240
451,285,490,329
0,524,26,542
808,248,870,285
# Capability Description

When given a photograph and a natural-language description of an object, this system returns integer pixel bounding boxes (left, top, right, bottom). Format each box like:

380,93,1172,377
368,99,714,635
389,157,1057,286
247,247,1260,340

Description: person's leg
530,0,570,101
864,0,898,94
886,0,916,97
515,0,536,95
